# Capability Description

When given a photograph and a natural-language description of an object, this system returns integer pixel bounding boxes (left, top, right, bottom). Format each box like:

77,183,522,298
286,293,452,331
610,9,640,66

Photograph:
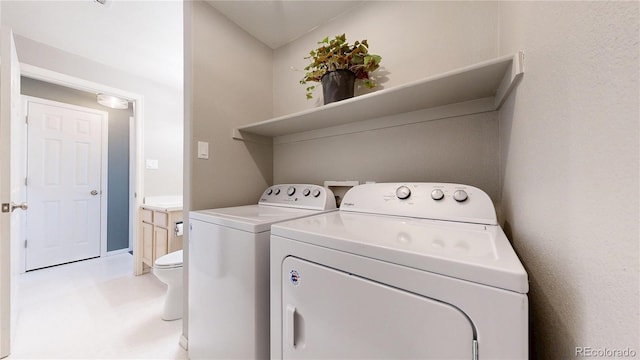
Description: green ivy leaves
300,33,382,99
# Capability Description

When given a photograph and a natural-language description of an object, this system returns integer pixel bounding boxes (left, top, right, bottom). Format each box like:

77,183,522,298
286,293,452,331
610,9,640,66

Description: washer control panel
259,184,336,210
341,183,496,225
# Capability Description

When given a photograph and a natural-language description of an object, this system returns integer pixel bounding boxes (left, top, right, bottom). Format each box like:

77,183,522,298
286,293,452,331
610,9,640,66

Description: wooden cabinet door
154,227,169,261
142,222,154,267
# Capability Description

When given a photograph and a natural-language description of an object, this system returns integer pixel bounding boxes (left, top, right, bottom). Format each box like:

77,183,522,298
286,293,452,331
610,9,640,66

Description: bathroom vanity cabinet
138,205,183,274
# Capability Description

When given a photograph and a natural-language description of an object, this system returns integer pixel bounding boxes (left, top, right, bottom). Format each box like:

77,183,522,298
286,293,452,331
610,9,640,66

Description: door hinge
472,339,478,360
1,203,10,213
24,239,27,248
25,177,28,186
25,115,29,125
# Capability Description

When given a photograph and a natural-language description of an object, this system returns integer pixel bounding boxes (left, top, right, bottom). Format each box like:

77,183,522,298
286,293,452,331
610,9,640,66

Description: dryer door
282,257,475,359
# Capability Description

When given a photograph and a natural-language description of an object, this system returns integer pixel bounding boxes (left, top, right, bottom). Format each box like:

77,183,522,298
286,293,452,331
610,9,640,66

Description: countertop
142,195,183,212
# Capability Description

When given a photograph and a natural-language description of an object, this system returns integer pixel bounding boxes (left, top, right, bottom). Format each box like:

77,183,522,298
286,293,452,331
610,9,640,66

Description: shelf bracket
232,128,273,145
494,51,525,110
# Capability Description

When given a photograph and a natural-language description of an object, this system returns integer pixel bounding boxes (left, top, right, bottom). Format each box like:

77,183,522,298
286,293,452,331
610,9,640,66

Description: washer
188,184,336,360
270,183,529,360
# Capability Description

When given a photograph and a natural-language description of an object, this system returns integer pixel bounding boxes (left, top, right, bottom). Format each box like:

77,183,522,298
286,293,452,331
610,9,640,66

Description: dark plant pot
321,69,356,105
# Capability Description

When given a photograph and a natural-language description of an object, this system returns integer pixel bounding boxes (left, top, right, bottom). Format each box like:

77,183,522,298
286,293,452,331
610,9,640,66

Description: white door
25,101,103,271
0,27,26,359
282,257,475,359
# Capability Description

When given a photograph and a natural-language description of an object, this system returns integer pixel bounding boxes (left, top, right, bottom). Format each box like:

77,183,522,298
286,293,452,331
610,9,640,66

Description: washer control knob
303,188,311,197
287,186,296,196
312,189,321,198
267,188,273,195
396,186,411,200
431,189,445,201
274,188,281,195
453,190,468,202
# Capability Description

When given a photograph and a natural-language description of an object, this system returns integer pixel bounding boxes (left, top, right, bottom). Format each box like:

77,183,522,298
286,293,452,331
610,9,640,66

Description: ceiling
1,0,183,90
206,1,365,49
1,0,363,90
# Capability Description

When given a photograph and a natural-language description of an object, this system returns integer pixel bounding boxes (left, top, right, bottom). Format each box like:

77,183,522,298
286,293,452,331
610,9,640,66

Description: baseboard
105,248,131,256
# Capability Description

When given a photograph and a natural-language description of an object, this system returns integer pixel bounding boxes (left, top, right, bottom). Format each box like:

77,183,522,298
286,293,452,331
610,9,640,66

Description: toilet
153,250,183,321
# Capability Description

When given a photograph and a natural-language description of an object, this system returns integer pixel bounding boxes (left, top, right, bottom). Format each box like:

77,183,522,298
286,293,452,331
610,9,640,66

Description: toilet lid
155,250,183,268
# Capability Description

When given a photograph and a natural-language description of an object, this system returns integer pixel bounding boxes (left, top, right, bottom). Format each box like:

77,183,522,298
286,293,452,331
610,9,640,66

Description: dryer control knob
274,188,281,195
396,186,411,200
267,188,273,195
287,186,296,196
303,188,311,197
431,189,445,201
312,189,321,198
453,190,468,202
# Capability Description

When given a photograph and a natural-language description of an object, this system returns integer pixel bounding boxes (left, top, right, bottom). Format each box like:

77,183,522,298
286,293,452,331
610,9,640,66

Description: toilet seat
155,250,183,269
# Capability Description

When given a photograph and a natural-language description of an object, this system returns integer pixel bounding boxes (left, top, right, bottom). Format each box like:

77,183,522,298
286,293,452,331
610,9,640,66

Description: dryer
188,184,336,360
270,183,529,360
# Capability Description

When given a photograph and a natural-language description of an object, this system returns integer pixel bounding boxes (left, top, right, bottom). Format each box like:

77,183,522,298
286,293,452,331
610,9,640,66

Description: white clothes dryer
270,183,529,360
188,184,336,360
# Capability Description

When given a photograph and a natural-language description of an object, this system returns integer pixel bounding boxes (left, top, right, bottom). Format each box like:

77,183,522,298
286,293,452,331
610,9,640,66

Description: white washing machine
188,184,337,360
270,183,529,360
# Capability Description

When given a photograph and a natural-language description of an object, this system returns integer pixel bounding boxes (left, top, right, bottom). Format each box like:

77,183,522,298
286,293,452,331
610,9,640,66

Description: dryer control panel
259,184,336,210
340,183,496,225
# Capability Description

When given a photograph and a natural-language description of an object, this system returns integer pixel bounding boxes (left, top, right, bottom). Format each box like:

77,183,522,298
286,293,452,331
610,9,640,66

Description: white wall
272,1,502,199
11,36,183,198
497,2,639,357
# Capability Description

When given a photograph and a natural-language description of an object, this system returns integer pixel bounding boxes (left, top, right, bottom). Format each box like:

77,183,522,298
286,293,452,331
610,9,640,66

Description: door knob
91,190,99,196
11,202,28,212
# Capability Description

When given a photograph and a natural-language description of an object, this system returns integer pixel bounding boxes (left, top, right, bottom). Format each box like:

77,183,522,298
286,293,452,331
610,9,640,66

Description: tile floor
8,253,187,359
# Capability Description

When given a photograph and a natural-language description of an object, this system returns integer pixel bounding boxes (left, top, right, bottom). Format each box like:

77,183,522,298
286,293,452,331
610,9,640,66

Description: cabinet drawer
140,208,153,223
154,211,169,227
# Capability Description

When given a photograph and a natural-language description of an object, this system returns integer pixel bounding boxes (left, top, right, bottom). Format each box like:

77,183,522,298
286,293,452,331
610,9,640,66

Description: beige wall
272,1,501,199
498,1,639,357
186,1,273,212
183,0,274,338
274,1,499,116
274,112,500,200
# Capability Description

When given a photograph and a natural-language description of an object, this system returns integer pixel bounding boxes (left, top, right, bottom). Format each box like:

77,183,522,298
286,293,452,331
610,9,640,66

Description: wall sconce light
97,94,129,109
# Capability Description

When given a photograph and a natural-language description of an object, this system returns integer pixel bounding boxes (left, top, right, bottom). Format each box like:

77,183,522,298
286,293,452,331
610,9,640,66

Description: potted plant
300,33,382,104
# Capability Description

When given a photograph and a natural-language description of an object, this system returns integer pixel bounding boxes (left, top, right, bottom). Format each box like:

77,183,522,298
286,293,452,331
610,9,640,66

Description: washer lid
272,212,529,294
155,250,183,268
190,205,335,233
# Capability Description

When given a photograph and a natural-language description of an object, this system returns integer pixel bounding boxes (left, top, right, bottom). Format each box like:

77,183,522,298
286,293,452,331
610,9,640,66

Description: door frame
1,26,24,359
21,96,109,271
19,63,144,266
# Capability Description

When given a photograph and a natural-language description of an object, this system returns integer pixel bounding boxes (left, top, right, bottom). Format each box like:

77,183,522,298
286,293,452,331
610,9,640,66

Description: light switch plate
197,141,209,159
146,159,159,169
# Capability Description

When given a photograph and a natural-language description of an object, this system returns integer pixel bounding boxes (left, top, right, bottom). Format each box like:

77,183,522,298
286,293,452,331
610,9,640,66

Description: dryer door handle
286,305,297,348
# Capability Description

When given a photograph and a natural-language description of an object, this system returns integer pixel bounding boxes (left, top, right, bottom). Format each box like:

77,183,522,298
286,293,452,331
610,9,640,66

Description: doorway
20,77,138,269
23,98,108,271
17,65,145,272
